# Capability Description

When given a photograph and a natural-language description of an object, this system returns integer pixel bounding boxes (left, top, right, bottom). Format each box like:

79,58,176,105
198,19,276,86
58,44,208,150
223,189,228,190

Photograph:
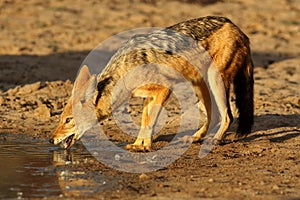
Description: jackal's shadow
243,114,300,142
154,114,300,143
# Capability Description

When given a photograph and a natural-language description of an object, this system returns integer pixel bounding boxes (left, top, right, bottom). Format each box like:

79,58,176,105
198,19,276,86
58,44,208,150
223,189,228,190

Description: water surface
0,135,117,199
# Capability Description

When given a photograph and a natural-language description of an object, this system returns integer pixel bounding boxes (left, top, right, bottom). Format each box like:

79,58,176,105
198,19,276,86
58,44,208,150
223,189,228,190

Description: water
0,135,118,199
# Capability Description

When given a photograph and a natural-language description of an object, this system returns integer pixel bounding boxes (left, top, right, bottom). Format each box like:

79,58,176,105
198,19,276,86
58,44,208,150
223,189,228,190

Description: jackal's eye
65,117,73,124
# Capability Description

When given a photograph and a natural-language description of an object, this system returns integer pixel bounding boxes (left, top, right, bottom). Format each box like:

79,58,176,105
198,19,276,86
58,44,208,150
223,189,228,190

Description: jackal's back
99,16,249,80
169,16,233,41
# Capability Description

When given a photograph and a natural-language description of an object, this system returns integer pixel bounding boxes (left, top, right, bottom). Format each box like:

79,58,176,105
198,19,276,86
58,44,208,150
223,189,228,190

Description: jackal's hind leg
213,93,233,144
193,67,233,144
192,80,211,142
208,68,232,144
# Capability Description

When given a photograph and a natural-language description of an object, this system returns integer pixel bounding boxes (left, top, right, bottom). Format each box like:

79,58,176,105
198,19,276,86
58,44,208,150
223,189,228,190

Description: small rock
114,154,121,161
270,148,277,153
139,173,150,180
17,82,41,94
208,178,214,183
20,100,27,107
252,145,265,155
0,96,5,105
260,181,266,185
34,103,51,118
272,184,280,190
7,86,20,96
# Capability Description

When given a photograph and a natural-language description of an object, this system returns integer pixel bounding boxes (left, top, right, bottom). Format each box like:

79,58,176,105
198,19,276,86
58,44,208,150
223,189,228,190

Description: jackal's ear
84,74,97,104
73,65,91,95
76,65,91,86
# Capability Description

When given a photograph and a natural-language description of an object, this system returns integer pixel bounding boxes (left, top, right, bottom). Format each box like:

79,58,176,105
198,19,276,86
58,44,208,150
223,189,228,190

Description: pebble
17,82,41,94
272,184,280,190
208,178,214,183
34,103,51,118
115,154,121,161
0,96,4,105
139,173,150,180
7,87,19,96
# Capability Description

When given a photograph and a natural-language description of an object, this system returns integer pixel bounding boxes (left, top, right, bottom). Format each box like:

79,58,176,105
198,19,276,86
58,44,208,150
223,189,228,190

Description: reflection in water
52,148,119,197
0,139,61,199
0,137,119,199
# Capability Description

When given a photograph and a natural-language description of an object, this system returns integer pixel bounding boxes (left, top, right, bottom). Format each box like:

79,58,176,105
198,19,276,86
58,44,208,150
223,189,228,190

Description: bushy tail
234,55,254,136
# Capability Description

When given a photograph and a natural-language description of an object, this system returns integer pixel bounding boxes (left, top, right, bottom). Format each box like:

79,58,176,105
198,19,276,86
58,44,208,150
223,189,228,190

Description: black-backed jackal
50,16,254,151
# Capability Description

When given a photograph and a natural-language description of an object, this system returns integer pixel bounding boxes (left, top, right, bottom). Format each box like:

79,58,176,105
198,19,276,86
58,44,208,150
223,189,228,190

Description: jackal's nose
49,138,54,144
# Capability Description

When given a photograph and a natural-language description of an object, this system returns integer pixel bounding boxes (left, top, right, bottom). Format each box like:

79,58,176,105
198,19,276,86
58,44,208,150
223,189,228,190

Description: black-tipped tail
234,56,254,136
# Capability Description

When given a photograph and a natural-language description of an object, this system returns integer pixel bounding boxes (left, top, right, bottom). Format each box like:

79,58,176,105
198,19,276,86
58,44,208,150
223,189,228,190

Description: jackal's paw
212,138,222,145
222,132,241,143
193,128,207,143
192,135,204,143
125,144,151,152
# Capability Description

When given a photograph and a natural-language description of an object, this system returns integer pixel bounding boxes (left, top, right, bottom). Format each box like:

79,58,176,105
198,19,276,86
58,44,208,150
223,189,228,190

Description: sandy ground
0,0,299,199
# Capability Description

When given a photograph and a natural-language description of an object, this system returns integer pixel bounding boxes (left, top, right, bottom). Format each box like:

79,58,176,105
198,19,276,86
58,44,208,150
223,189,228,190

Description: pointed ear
84,74,97,104
73,65,91,95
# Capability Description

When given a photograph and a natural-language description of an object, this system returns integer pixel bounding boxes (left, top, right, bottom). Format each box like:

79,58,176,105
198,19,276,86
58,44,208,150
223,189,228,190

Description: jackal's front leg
125,85,170,151
126,100,158,151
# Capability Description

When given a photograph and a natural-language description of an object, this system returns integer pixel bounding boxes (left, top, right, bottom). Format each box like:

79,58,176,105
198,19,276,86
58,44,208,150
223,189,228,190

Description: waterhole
0,134,118,199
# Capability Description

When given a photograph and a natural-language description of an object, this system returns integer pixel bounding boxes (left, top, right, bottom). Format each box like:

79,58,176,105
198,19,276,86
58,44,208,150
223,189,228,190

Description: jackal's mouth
62,133,75,149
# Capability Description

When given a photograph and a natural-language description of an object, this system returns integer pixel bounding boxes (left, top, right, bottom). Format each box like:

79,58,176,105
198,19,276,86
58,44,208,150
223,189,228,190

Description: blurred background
0,0,299,89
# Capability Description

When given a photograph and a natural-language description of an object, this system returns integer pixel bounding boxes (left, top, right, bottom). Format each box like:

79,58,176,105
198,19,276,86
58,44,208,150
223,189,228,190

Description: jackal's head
49,65,98,149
